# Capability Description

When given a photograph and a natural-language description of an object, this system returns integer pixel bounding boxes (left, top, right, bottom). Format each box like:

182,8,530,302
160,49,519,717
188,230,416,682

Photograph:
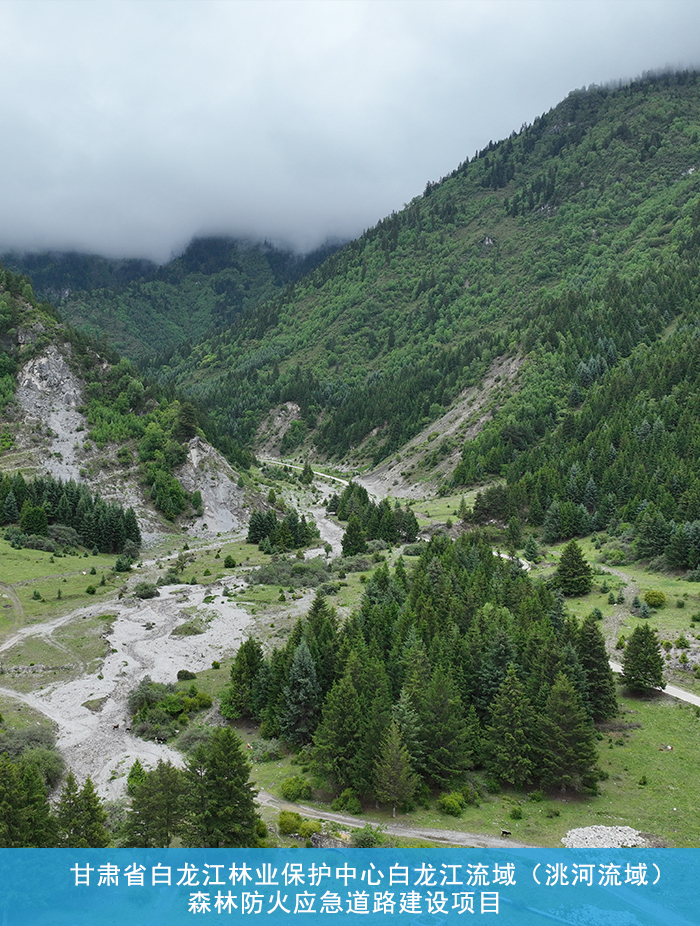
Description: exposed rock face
562,826,649,848
176,437,247,535
14,344,87,481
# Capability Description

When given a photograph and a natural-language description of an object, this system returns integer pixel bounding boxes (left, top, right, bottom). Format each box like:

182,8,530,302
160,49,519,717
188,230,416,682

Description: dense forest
2,237,341,360
221,533,617,809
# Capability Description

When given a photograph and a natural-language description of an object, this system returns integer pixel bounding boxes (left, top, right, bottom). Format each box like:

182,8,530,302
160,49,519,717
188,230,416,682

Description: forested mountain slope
137,72,700,499
2,237,340,360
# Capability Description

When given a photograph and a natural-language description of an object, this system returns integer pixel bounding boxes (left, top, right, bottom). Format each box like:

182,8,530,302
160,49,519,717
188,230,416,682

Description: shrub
644,590,666,608
251,739,282,763
331,789,362,815
298,819,321,839
114,555,132,572
280,775,312,802
85,585,96,595
437,793,464,817
509,805,523,820
177,669,197,681
351,824,383,848
133,582,159,599
224,555,236,568
278,811,302,835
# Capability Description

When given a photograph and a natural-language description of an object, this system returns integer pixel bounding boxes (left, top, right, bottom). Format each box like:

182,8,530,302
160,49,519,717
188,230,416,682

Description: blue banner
0,848,695,925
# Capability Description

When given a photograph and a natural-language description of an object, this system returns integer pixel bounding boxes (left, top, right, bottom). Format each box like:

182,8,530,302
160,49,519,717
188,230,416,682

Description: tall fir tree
556,540,593,596
124,760,185,848
536,672,601,793
279,639,321,746
622,624,666,694
485,664,536,787
373,719,419,816
182,727,259,848
576,613,618,719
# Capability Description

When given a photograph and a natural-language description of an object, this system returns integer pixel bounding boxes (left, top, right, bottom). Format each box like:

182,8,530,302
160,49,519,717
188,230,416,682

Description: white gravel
562,826,649,848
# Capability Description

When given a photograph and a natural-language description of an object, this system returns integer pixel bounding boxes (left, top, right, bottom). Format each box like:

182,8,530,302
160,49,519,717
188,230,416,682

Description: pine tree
182,727,259,848
313,670,364,792
622,624,665,694
485,664,535,787
537,672,601,793
76,776,110,847
18,761,56,847
577,613,618,719
556,539,593,596
56,771,109,847
280,639,321,746
0,755,23,847
124,760,185,847
126,758,147,795
221,637,264,720
373,720,418,816
417,666,471,789
342,513,367,556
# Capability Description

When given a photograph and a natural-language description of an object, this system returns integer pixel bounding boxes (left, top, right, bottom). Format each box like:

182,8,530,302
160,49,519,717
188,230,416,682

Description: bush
224,555,236,568
85,585,96,595
133,582,159,599
509,805,523,820
251,739,282,763
437,793,464,817
177,669,197,681
298,819,321,839
278,811,303,835
644,590,666,608
351,824,383,848
280,775,312,802
114,555,132,572
331,788,362,815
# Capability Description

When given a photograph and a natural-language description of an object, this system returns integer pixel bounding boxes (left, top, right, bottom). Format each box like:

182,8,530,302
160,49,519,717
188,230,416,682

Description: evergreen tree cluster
0,757,108,848
0,471,140,553
122,728,262,848
461,310,700,571
222,533,615,807
329,483,419,551
246,506,319,552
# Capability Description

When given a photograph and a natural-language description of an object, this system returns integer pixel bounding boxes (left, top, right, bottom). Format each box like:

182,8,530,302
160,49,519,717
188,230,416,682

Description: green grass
243,687,700,848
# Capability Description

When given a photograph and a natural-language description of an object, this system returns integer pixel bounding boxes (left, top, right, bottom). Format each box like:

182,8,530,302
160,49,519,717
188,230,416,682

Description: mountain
5,71,700,552
1,236,342,361
0,262,252,540
125,71,700,542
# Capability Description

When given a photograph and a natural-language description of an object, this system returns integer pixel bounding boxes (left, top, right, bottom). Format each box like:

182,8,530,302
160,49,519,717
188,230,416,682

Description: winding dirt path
257,790,533,849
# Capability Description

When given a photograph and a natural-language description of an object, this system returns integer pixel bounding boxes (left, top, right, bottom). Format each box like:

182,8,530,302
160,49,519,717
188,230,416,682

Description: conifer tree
182,727,259,848
485,664,535,787
537,672,601,793
342,513,367,556
373,720,418,816
221,637,264,720
0,755,23,847
124,760,185,847
577,613,618,719
622,624,665,694
417,666,471,789
280,639,321,746
556,539,593,596
18,761,56,847
313,669,364,792
77,776,110,847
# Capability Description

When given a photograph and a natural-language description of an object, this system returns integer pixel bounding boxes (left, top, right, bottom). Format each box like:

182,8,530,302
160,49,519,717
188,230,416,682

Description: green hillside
138,72,700,489
2,237,340,360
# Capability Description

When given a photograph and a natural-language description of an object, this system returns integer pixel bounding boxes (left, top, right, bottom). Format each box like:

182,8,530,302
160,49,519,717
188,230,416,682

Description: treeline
246,506,320,553
329,483,419,552
1,471,140,554
222,533,616,807
460,305,700,572
4,237,342,361
0,724,264,848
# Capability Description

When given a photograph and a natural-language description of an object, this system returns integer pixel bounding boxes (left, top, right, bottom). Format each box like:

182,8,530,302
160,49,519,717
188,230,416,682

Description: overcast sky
1,0,699,262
